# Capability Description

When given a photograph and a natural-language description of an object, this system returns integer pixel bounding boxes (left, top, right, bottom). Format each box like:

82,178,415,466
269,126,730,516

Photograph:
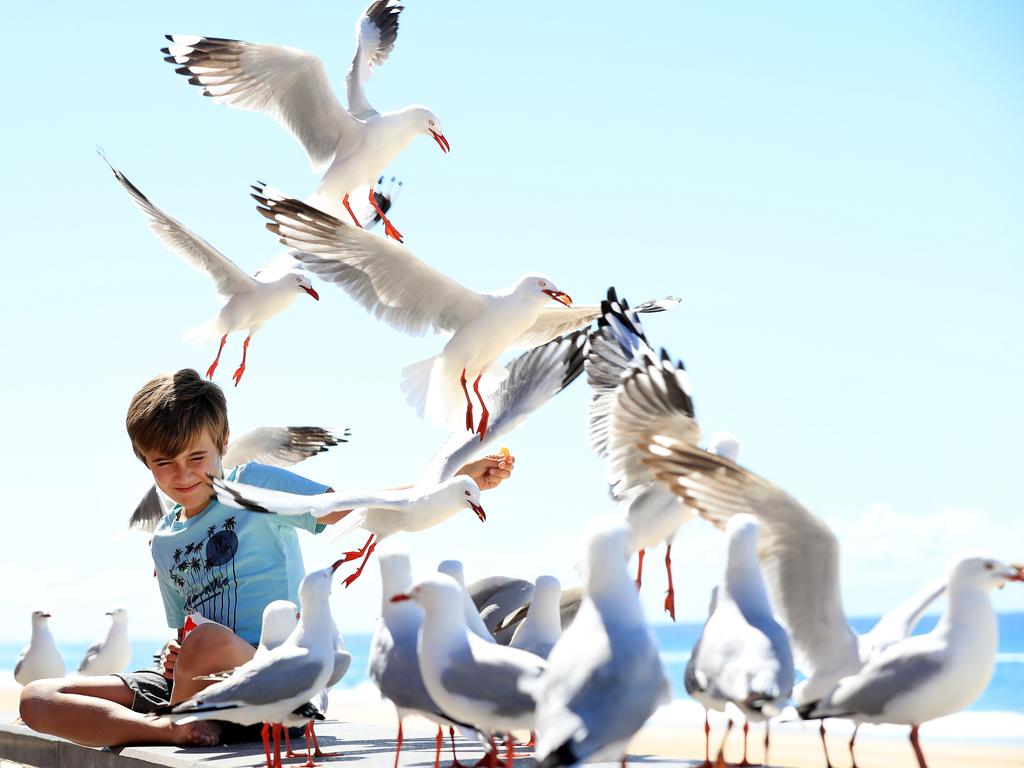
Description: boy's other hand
160,639,180,679
456,452,516,491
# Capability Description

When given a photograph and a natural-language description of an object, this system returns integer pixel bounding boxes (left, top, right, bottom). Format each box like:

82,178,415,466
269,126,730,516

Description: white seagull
130,426,350,531
643,437,949,767
530,516,670,768
438,560,496,644
800,553,1023,768
102,156,322,386
370,547,474,768
586,288,736,620
154,561,343,768
508,575,562,660
394,574,546,766
211,474,486,587
14,612,65,685
77,609,131,676
163,0,447,243
252,185,574,438
685,515,794,768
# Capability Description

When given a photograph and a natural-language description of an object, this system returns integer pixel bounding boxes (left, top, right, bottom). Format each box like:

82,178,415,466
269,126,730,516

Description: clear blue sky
1,2,1022,643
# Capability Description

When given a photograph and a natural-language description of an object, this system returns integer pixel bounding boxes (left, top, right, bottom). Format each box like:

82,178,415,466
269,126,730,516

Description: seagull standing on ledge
77,609,131,676
14,612,65,685
102,157,321,386
251,188,572,439
163,0,447,243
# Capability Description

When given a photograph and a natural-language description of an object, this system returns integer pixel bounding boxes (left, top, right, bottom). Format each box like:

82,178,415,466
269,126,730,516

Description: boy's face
142,430,224,513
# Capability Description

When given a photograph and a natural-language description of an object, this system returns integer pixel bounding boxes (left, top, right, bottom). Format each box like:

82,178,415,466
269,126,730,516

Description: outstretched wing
421,332,586,484
212,476,405,518
102,153,255,298
224,427,350,468
346,1,404,119
644,438,861,679
252,185,487,336
128,484,175,532
162,36,359,173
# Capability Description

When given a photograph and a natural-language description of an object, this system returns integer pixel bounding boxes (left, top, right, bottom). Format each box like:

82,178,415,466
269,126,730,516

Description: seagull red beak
331,558,347,572
543,289,573,307
468,501,486,522
1009,564,1024,582
303,286,320,301
430,130,450,154
390,593,412,603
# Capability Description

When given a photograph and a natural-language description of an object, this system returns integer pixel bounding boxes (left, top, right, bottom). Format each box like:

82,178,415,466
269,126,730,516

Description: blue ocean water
4,613,1022,714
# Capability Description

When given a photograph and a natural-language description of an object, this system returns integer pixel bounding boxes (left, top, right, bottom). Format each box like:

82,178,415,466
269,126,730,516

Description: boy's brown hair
126,369,229,464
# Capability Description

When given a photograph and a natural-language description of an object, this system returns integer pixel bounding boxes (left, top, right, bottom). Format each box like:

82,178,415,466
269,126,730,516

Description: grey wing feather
128,484,174,531
224,426,350,468
440,645,542,718
102,153,254,298
421,332,586,485
176,653,324,709
77,641,104,673
817,653,944,717
469,578,535,643
252,186,486,336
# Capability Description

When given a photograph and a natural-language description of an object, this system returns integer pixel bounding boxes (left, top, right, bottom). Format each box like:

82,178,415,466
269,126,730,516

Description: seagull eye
464,490,471,496
984,562,995,570
429,120,435,126
538,280,547,287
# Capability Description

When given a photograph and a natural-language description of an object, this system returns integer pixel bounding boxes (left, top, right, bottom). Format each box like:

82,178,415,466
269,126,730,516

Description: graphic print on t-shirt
166,515,240,631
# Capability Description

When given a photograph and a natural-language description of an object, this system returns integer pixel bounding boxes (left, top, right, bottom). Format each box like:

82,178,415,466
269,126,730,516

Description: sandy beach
2,677,1022,768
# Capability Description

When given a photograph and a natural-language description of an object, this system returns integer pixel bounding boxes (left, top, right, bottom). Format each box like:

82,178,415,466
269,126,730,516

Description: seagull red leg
701,710,711,768
472,374,490,440
300,721,317,767
340,533,376,563
819,722,834,768
232,335,251,386
284,724,299,758
765,721,772,768
461,369,474,432
369,186,403,242
262,722,273,768
664,544,676,621
448,726,466,768
849,724,859,768
342,194,364,228
394,719,404,768
909,725,928,768
344,539,378,587
739,721,750,766
635,549,645,590
714,718,733,768
207,335,228,379
272,723,284,768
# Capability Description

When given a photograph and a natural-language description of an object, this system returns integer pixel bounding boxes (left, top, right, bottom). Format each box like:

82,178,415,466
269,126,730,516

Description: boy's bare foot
169,719,221,747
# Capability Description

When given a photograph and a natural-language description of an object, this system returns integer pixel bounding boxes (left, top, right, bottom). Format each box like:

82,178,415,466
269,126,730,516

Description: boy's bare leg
19,676,218,748
171,623,256,704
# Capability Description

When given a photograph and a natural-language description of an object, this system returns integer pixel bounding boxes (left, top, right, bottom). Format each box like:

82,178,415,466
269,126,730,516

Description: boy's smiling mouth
175,481,202,493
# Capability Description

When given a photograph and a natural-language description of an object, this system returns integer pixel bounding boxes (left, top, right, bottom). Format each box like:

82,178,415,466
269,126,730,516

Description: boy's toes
172,719,221,747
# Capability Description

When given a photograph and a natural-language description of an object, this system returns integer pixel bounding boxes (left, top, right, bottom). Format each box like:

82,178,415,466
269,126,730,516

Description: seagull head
390,574,465,620
291,272,320,301
259,600,299,651
415,107,449,154
450,476,486,522
949,553,1024,591
31,610,52,624
516,273,572,307
106,608,129,623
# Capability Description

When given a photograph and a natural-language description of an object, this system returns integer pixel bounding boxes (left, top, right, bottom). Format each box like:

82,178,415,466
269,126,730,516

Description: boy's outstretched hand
456,451,516,491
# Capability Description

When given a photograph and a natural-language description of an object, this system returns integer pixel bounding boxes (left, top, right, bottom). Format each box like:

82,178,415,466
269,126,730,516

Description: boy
19,368,514,747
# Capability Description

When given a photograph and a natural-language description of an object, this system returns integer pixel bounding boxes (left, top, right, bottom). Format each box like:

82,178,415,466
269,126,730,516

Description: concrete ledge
1,720,678,768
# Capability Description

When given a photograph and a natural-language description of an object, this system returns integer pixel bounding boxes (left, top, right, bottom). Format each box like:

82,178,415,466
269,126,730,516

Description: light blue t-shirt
151,462,329,645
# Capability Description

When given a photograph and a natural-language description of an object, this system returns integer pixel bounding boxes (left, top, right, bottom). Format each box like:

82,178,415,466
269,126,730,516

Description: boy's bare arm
315,453,516,525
